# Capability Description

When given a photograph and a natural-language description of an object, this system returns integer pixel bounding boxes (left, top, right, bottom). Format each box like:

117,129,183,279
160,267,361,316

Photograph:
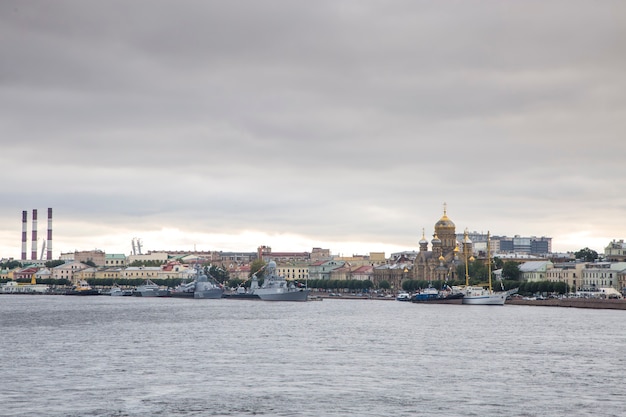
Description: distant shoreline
312,292,626,310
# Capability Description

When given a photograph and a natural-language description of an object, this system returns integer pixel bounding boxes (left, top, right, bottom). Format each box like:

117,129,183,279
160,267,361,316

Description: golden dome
435,203,455,229
438,254,445,262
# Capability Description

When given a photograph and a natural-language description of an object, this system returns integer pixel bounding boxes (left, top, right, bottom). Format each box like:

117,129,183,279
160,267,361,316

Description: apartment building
580,262,626,291
546,262,585,291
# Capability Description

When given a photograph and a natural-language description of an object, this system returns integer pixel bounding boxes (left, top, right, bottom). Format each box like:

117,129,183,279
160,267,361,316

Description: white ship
461,230,513,306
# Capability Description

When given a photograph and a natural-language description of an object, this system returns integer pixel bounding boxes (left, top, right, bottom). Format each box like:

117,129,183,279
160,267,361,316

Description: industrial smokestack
21,211,27,260
47,208,53,260
31,209,37,260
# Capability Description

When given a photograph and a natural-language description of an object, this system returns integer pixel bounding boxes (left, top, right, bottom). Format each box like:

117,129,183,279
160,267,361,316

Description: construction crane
39,238,46,260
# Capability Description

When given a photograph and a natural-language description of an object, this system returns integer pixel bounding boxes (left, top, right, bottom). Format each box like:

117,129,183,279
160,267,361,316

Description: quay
506,297,626,310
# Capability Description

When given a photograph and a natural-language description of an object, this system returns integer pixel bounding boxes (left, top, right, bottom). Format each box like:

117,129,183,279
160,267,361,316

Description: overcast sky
1,0,625,260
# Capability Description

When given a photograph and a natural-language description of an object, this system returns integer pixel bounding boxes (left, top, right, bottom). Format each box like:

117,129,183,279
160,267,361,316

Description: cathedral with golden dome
413,204,471,282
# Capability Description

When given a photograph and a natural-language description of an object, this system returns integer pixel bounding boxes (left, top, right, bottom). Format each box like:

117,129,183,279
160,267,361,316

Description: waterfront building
308,260,346,281
329,262,352,281
373,262,412,291
34,267,52,281
120,266,161,279
13,266,39,281
350,265,374,281
52,261,89,280
519,260,553,282
156,265,194,281
547,262,585,291
95,267,122,280
618,270,626,295
105,253,127,267
74,267,97,282
580,262,626,292
276,262,309,282
0,267,17,281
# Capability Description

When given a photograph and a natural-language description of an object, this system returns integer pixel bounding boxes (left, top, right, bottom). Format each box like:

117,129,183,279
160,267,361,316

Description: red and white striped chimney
31,209,38,260
47,208,53,260
21,210,27,260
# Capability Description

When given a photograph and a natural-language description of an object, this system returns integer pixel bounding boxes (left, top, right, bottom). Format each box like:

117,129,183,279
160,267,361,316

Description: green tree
208,264,229,283
492,257,504,270
456,261,484,285
227,278,244,288
574,247,598,262
378,280,390,290
501,262,521,280
361,280,373,291
249,259,266,279
129,260,163,267
1,260,22,269
44,260,64,268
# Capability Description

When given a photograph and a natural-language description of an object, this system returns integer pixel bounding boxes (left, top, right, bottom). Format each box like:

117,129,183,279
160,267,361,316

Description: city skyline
1,1,624,259
2,206,610,261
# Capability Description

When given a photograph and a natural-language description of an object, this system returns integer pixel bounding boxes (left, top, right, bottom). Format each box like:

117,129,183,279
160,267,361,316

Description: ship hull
256,289,310,302
462,294,506,305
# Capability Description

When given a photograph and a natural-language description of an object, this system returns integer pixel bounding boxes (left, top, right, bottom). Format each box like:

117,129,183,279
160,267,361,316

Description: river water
1,295,624,417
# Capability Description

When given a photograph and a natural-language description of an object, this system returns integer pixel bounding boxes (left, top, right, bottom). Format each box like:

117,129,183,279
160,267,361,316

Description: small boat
133,279,170,297
254,260,309,302
411,285,464,303
396,292,411,301
1,279,49,294
65,280,101,296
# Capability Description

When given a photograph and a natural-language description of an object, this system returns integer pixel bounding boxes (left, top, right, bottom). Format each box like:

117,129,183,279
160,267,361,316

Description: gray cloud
1,0,625,258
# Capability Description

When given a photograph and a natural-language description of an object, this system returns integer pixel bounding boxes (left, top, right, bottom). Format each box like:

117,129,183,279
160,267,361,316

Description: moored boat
65,280,101,296
396,292,411,301
411,285,464,304
133,279,170,297
462,286,507,305
254,260,309,302
222,283,260,299
1,279,49,294
193,268,224,299
108,284,133,296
